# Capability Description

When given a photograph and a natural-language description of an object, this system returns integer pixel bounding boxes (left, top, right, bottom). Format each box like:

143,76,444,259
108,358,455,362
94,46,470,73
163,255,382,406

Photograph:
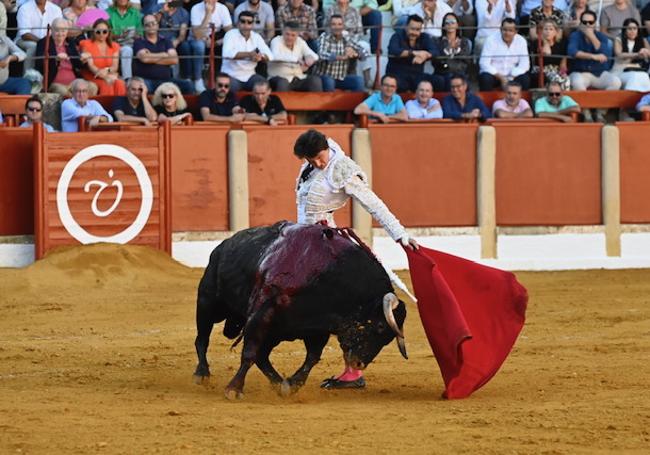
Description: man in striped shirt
312,14,368,92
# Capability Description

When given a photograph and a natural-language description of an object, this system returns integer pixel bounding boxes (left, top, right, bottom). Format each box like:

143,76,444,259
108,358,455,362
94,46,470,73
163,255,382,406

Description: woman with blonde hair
152,82,192,125
529,18,570,90
79,18,126,95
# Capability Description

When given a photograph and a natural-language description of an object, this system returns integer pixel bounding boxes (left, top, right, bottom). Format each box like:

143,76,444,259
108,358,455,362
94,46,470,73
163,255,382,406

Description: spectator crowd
1,0,650,127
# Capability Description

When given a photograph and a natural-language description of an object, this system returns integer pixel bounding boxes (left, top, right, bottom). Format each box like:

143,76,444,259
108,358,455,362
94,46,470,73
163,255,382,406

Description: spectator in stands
61,78,113,132
152,81,193,124
568,10,621,122
112,76,157,124
199,72,245,123
0,3,6,39
643,3,650,37
20,95,56,131
36,18,93,95
133,15,193,93
276,0,318,51
79,19,126,95
313,13,368,92
519,0,569,30
529,0,567,41
221,11,272,92
442,73,491,120
492,80,533,118
107,0,142,80
323,0,382,54
233,0,274,43
405,79,443,119
239,79,288,125
447,0,475,39
189,0,232,93
0,34,32,94
611,18,650,92
63,0,109,39
600,0,641,40
153,0,190,80
479,17,530,91
529,18,569,89
386,14,442,92
434,11,472,90
534,79,580,121
324,0,372,88
475,0,515,54
17,0,63,73
268,22,321,92
566,0,590,31
404,0,453,39
635,92,650,113
353,74,408,122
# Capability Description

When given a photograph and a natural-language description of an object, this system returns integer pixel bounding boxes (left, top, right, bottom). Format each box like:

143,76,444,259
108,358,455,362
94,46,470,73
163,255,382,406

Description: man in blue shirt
353,74,408,123
61,79,113,132
386,14,443,93
442,74,491,121
567,10,621,122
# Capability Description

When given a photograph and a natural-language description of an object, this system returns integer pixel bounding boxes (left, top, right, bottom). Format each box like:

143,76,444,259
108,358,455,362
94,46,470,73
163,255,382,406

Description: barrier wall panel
245,125,354,227
369,124,478,227
618,123,650,223
0,128,35,236
494,123,602,225
170,126,229,231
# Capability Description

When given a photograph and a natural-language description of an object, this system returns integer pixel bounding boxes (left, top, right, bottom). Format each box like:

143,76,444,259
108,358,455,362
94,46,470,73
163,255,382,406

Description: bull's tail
230,333,244,351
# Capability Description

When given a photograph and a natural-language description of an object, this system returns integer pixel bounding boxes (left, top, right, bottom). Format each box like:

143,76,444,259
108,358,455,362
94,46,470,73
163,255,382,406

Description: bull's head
338,293,408,369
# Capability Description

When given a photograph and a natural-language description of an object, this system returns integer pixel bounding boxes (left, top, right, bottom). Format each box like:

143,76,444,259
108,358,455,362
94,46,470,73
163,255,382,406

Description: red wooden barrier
369,123,478,227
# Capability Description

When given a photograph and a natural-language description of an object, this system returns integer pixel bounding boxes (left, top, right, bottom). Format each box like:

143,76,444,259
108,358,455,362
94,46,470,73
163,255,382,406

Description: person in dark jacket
35,18,97,95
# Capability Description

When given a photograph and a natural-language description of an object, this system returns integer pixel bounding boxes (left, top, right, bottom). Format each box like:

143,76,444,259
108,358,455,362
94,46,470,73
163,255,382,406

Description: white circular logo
56,144,153,244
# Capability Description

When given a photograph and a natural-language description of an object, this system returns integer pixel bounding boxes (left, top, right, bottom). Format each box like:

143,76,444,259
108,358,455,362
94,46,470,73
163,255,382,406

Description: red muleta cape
405,246,528,399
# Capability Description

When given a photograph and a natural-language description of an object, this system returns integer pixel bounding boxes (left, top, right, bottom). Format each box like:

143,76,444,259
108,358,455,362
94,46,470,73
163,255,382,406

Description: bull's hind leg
193,292,222,384
281,333,329,396
224,303,276,400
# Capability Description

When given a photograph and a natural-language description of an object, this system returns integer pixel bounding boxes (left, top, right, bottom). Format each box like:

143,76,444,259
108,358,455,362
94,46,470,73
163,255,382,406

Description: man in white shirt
405,79,443,119
475,0,515,54
233,0,275,43
404,0,453,38
190,0,233,93
479,17,530,91
268,21,321,92
16,0,63,72
221,10,272,92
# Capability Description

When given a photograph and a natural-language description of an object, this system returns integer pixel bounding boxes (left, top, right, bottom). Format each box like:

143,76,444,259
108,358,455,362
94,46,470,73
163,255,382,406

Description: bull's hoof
192,374,210,385
279,380,292,397
224,388,244,401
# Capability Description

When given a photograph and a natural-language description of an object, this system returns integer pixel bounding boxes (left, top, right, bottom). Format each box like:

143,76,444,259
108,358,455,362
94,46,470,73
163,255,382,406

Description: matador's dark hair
294,129,329,159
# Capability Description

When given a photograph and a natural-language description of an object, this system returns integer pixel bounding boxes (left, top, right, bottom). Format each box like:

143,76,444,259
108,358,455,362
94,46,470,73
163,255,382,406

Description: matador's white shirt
295,138,407,242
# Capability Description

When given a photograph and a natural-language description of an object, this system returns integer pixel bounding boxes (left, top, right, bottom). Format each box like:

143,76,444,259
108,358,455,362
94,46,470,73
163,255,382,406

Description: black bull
193,222,408,399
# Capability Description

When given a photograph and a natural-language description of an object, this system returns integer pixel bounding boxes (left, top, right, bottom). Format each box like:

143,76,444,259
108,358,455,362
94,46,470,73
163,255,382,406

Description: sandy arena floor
0,244,648,454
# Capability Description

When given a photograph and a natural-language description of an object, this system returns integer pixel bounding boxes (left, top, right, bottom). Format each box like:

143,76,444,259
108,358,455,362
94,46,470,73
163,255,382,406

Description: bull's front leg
281,333,329,396
193,291,220,384
255,339,284,385
224,303,276,400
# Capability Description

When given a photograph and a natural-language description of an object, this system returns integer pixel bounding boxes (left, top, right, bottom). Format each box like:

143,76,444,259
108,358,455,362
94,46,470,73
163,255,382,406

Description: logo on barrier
56,144,153,244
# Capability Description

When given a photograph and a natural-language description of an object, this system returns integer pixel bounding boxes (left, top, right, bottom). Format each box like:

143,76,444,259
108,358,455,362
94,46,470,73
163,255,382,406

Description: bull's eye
376,322,386,332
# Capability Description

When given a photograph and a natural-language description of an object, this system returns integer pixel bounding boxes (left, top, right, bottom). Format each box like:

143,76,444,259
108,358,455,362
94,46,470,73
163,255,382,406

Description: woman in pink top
79,18,126,95
35,17,98,95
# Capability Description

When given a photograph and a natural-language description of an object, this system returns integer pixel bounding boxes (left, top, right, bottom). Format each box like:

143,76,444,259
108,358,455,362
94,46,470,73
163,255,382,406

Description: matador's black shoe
320,376,366,389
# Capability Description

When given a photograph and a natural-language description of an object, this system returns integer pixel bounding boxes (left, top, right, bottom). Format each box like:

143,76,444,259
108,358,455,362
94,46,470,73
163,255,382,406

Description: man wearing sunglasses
199,72,245,122
568,10,621,122
221,11,272,92
133,15,194,94
534,80,581,122
20,95,56,132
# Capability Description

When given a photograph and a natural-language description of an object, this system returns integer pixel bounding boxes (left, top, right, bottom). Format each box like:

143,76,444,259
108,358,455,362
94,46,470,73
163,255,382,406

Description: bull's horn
396,336,408,360
383,293,404,338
